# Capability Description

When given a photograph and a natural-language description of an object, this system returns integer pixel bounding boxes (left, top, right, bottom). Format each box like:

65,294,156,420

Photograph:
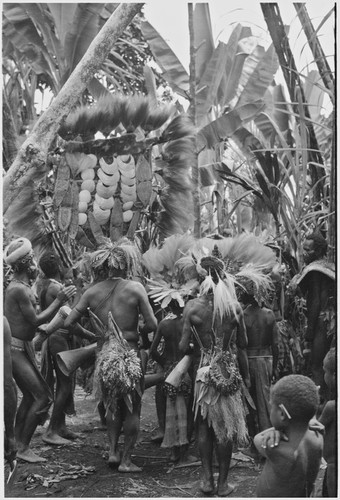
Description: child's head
270,375,319,429
323,347,336,392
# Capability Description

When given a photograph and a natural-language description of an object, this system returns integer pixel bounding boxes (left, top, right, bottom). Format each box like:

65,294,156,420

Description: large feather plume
89,237,141,278
142,233,195,278
157,116,196,239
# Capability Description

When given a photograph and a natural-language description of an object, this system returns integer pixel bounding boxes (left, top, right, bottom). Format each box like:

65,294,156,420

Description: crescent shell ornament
93,201,111,225
122,201,134,211
120,174,136,186
97,167,120,186
95,193,115,210
96,180,117,199
99,157,119,175
121,183,137,196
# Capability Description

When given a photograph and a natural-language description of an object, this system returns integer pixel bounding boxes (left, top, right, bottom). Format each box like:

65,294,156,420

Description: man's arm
235,307,248,350
319,401,335,427
304,272,321,345
179,301,194,353
64,291,91,328
149,322,164,365
3,317,17,462
136,283,158,333
271,318,280,380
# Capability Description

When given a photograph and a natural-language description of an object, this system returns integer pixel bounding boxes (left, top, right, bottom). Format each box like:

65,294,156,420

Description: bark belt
247,347,272,357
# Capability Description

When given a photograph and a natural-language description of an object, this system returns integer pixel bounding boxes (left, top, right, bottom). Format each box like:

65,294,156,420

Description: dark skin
301,239,335,397
65,270,157,473
4,261,76,463
243,299,279,447
254,403,323,497
179,294,249,496
150,308,193,462
4,316,17,464
39,273,96,446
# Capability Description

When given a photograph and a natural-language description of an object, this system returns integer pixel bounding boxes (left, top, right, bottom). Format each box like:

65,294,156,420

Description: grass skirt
194,365,249,446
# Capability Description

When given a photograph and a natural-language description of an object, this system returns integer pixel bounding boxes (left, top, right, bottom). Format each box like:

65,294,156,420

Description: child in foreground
319,348,336,497
254,374,323,497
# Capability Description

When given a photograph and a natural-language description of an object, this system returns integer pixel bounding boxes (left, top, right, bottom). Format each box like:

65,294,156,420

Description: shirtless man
4,316,17,465
4,237,76,462
65,240,157,472
296,231,335,399
242,292,279,457
37,251,96,445
149,301,193,463
179,256,249,496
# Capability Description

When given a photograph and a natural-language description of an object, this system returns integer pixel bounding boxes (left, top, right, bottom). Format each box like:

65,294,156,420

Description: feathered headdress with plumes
87,237,141,278
142,233,197,309
176,235,277,318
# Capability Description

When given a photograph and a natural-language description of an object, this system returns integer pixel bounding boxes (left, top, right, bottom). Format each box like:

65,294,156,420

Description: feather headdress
88,237,141,278
142,233,197,309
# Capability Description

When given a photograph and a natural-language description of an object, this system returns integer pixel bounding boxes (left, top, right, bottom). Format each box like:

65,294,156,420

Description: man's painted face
303,239,317,265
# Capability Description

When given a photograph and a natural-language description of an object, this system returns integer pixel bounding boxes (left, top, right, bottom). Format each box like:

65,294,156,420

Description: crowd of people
3,229,336,497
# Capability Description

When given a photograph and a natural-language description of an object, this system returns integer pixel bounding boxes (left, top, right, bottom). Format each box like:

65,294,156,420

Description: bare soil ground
5,385,325,498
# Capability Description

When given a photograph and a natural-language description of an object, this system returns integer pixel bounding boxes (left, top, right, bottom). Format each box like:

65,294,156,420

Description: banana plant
141,4,280,235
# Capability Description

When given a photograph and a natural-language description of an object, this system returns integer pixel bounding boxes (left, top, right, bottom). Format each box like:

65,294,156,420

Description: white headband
4,237,33,265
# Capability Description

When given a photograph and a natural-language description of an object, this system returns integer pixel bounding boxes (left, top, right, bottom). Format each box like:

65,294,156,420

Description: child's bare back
255,427,323,497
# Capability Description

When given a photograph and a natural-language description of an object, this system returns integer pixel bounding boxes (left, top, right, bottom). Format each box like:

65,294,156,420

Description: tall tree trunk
261,3,325,204
188,3,201,238
3,3,143,214
294,3,334,103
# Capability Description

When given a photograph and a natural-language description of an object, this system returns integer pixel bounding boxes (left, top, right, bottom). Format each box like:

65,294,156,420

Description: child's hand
309,418,324,435
260,429,288,448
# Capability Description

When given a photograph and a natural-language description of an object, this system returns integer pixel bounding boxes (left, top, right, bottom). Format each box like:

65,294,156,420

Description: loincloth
247,354,272,431
194,348,248,446
161,394,189,449
11,336,53,423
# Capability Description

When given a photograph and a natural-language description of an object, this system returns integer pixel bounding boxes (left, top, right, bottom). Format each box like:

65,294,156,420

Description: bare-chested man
4,316,17,465
4,237,76,463
179,255,249,496
37,251,96,445
149,300,193,463
242,292,279,458
65,240,157,472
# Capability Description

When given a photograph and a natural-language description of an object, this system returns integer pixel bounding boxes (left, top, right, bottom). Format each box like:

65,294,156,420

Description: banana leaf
197,100,265,150
193,3,214,81
236,44,279,107
140,20,189,98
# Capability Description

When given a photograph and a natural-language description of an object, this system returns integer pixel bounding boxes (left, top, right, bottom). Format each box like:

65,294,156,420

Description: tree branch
3,3,143,214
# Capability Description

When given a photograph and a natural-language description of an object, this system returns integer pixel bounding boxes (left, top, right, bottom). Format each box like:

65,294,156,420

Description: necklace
11,279,31,288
